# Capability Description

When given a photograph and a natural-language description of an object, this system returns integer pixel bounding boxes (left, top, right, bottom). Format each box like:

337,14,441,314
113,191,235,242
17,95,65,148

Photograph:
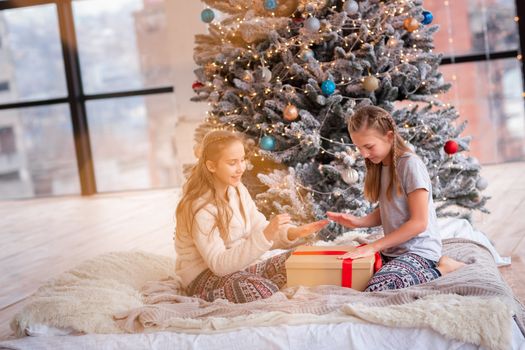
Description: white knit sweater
174,183,298,288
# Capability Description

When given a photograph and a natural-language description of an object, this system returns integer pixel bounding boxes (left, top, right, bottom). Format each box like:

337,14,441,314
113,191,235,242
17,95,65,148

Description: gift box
285,245,382,291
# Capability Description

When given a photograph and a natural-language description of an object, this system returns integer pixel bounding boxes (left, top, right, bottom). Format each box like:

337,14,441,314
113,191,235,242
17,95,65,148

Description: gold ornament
403,17,419,32
387,37,399,47
283,104,299,121
242,70,254,83
363,76,380,92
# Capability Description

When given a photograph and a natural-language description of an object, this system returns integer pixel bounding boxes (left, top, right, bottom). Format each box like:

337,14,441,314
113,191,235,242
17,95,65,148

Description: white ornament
476,177,488,191
261,66,272,82
304,17,321,33
343,0,359,14
341,168,359,184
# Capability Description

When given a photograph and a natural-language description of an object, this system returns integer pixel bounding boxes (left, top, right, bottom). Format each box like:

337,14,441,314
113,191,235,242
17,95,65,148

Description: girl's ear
386,130,394,142
205,160,217,173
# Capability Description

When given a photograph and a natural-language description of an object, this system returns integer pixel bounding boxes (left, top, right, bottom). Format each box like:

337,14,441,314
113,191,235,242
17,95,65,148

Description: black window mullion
56,0,96,195
441,50,519,65
84,87,174,101
0,97,69,110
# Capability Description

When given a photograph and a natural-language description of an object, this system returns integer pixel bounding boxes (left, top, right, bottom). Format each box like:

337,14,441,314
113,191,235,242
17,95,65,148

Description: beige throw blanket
11,239,525,350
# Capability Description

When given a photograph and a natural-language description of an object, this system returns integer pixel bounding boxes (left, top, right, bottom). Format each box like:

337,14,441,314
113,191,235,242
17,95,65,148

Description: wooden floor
0,162,524,340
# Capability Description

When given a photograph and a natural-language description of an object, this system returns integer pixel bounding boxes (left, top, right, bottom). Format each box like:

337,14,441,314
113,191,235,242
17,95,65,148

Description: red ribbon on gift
292,244,382,288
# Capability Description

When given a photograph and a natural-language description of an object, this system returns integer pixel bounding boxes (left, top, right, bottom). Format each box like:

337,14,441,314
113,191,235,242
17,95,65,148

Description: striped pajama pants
186,251,292,304
365,252,441,292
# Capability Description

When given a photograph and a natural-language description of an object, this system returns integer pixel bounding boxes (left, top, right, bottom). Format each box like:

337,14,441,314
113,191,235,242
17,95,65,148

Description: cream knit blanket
11,239,525,350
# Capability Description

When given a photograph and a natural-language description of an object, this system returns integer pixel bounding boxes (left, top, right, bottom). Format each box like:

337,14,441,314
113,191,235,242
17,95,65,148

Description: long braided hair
347,106,412,202
175,130,245,241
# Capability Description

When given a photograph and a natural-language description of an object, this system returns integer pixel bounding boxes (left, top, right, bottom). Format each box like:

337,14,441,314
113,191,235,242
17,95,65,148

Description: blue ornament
421,10,433,25
321,79,336,95
300,49,315,61
260,135,276,151
201,9,215,23
264,0,278,11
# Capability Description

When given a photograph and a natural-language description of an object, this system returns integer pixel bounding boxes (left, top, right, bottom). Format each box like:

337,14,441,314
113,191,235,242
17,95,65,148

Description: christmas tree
191,0,489,240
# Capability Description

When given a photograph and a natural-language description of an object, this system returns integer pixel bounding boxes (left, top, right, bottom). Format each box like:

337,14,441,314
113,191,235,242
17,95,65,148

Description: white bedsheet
1,319,524,350
437,217,511,266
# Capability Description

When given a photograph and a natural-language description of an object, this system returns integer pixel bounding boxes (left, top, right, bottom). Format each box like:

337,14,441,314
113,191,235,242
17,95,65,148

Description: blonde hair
347,105,412,203
175,130,245,241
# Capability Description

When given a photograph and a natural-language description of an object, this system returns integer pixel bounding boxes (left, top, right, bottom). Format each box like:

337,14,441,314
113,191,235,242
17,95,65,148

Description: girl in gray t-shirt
327,106,465,292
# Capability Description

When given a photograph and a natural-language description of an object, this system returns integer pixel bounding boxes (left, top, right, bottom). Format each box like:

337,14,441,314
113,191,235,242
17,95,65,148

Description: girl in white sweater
175,130,328,303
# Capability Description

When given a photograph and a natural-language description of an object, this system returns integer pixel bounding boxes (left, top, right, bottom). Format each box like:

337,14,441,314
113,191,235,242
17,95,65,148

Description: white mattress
1,320,524,350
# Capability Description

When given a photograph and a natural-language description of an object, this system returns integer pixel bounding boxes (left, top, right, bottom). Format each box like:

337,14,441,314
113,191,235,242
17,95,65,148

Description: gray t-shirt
379,152,442,261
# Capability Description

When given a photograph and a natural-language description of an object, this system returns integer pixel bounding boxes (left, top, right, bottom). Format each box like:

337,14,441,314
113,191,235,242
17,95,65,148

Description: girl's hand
287,219,330,240
326,211,363,229
337,244,377,260
263,214,291,241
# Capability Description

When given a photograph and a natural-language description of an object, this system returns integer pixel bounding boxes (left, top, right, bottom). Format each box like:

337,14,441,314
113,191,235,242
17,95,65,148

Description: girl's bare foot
437,256,466,276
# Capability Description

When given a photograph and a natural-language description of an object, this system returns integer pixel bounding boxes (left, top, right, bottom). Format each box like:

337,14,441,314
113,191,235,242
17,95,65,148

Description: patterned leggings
186,251,292,304
365,253,441,292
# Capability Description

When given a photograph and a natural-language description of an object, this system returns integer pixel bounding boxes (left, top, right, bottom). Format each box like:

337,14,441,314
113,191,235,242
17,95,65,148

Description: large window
425,0,524,164
0,0,178,199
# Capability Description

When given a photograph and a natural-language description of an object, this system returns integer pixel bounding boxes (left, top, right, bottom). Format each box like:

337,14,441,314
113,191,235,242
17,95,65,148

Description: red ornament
444,140,458,155
293,16,305,23
192,81,204,90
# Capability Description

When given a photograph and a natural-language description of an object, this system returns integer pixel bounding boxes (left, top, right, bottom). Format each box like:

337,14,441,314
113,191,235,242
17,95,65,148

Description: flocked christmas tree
191,0,489,240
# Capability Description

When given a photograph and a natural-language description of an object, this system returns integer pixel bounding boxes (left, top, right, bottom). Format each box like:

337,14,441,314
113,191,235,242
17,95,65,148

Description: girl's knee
230,276,279,303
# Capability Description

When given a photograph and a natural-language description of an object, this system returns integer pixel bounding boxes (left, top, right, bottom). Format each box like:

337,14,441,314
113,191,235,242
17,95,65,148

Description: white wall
165,1,209,122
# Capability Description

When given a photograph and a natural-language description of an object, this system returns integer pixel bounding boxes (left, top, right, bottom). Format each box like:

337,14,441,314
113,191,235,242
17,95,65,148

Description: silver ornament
304,17,321,33
476,177,488,191
261,66,272,82
341,168,359,184
343,0,359,14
